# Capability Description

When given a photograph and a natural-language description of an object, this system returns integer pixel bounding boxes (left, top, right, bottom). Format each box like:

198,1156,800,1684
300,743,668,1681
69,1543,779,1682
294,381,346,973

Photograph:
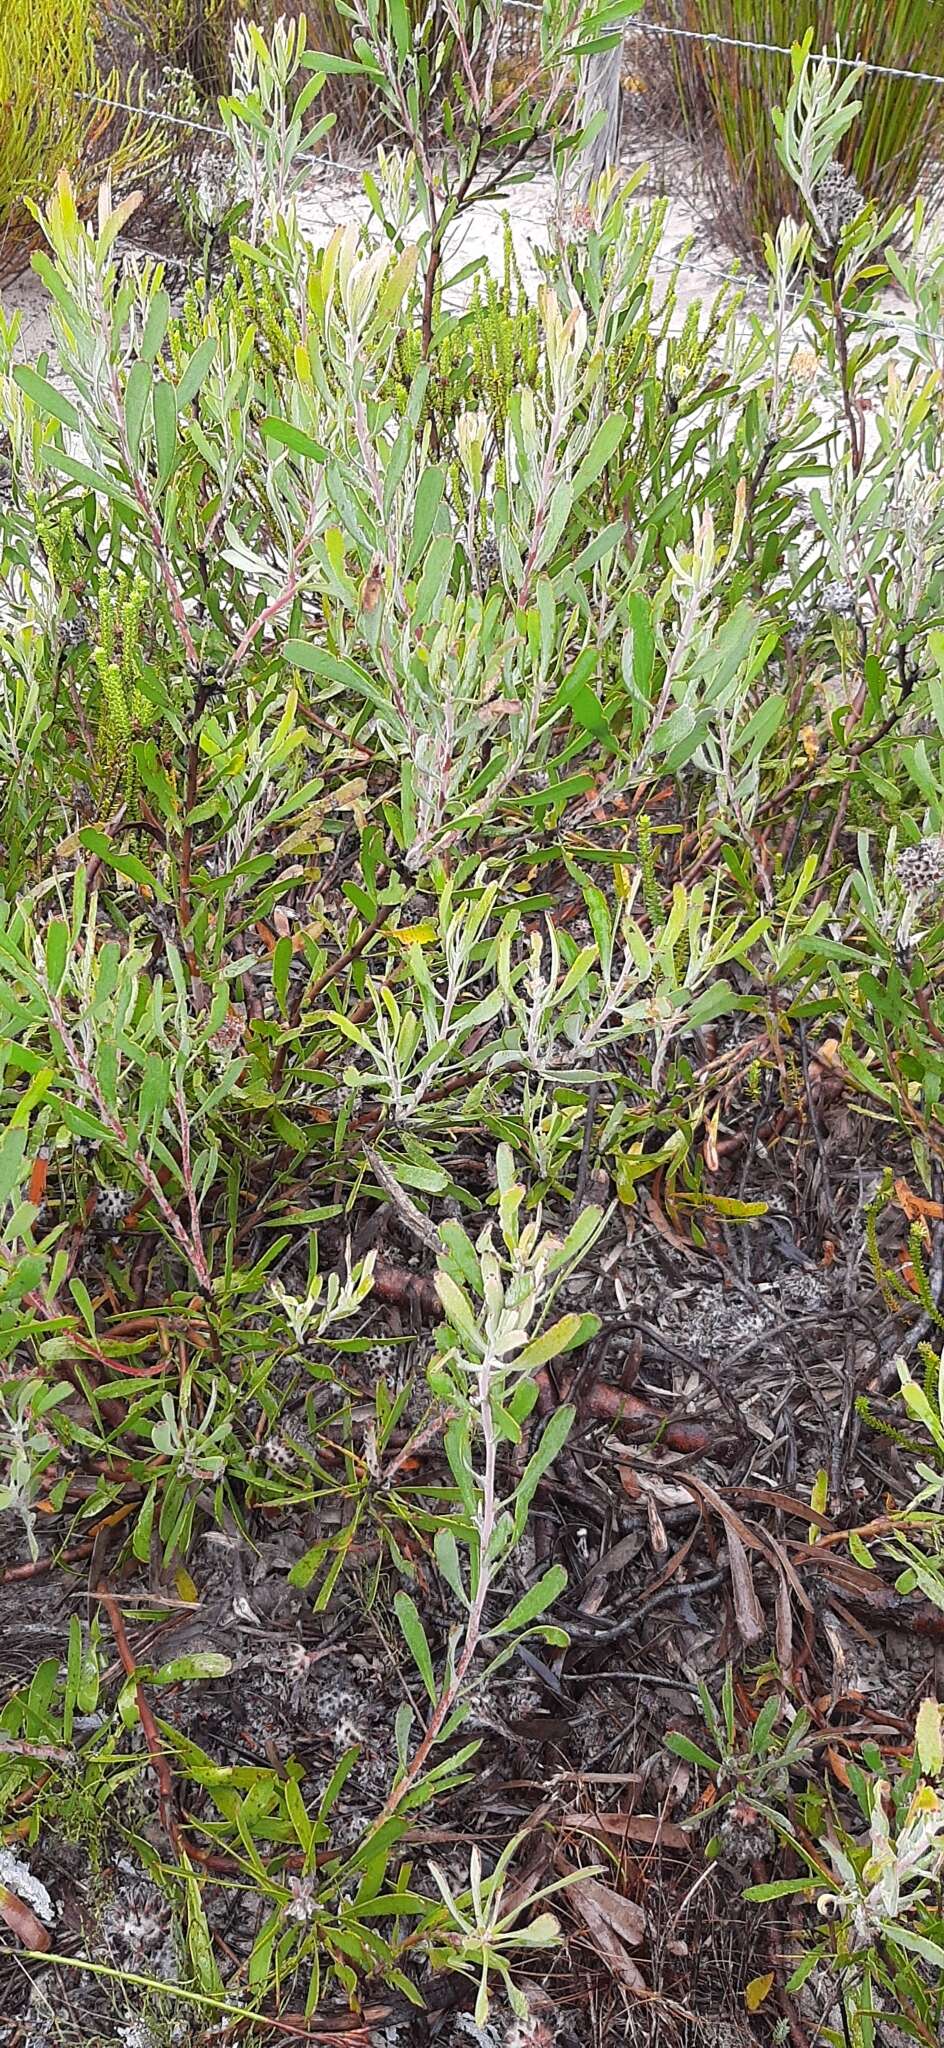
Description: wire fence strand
627,14,944,86
74,88,370,176
74,1,944,166
55,7,944,359
510,4,944,89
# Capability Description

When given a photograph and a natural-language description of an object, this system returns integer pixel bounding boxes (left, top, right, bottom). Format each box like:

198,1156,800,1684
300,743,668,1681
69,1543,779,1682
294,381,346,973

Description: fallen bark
536,1371,711,1455
370,1259,441,1319
801,1550,944,1641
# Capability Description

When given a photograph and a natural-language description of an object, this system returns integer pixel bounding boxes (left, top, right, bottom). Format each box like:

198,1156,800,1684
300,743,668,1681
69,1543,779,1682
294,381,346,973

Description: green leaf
317,1743,361,1821
139,1056,170,1135
890,1925,944,1969
124,359,152,467
514,1314,587,1373
664,1731,718,1772
514,1404,574,1525
68,1276,96,1338
388,0,410,60
625,591,653,697
176,335,218,407
44,919,69,992
185,1869,223,1996
786,1946,826,1993
434,1527,467,1605
13,364,78,430
153,381,178,487
394,1591,436,1702
698,1194,768,1220
742,1877,820,1901
64,1616,83,1742
39,446,135,507
261,417,328,463
284,1776,316,1857
78,829,170,899
141,289,170,362
132,1482,157,1563
117,1673,141,1727
408,465,445,570
153,1652,233,1684
303,48,372,76
736,692,786,770
435,1270,482,1351
273,935,294,1017
0,1128,27,1211
284,642,370,691
413,532,454,627
394,1700,414,1767
916,1696,943,1777
493,1564,568,1635
750,1694,780,1755
571,412,626,496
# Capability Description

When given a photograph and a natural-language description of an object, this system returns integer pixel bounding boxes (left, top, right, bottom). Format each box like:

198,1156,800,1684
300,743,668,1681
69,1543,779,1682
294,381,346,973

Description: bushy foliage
7,9,944,2037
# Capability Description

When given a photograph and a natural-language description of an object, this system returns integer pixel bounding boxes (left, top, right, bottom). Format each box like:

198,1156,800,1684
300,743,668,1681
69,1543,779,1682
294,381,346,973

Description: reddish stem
97,1582,181,1853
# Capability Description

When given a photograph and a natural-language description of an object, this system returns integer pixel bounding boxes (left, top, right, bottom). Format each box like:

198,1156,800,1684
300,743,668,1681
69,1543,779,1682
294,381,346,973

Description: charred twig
562,1570,725,1643
800,1549,944,1641
810,780,851,909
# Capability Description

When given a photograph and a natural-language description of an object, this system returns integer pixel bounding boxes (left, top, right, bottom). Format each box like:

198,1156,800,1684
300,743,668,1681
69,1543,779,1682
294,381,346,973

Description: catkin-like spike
636,813,662,933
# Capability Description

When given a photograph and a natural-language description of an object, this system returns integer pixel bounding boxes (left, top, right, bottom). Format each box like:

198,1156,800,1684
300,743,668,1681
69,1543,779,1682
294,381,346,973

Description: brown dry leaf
685,1474,811,1615
359,561,384,615
479,696,522,721
733,1485,835,1535
563,1865,647,1992
774,1569,793,1672
895,1177,943,1225
633,1472,695,1513
0,1885,51,1952
560,1810,689,1852
826,1744,852,1789
645,1494,668,1558
640,1187,698,1260
725,1522,765,1646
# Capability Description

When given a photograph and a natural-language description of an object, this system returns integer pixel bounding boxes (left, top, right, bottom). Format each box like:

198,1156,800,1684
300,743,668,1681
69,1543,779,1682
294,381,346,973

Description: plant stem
42,982,214,1296
269,909,390,1092
366,1346,499,1829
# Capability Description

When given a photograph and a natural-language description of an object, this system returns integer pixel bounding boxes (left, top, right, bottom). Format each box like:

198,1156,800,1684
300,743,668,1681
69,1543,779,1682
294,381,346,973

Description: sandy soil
1,140,759,369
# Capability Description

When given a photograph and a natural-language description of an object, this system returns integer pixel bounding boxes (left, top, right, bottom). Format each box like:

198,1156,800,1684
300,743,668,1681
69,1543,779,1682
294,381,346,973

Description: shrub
667,0,944,255
8,16,944,2036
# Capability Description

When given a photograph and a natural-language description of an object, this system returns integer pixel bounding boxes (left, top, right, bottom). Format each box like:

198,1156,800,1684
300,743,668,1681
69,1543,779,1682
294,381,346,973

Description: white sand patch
2,138,761,372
